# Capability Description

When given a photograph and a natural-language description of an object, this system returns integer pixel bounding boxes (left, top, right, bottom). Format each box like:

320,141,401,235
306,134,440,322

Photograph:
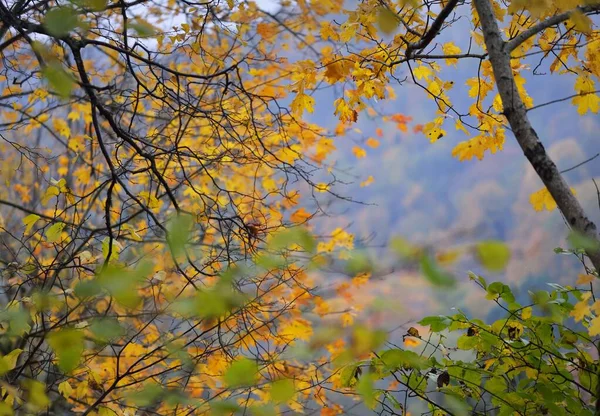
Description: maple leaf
577,274,596,285
290,208,312,223
529,187,577,212
412,65,432,81
573,92,600,115
323,61,347,83
589,316,600,336
570,293,592,322
442,42,461,66
291,93,315,116
333,98,358,123
279,318,313,343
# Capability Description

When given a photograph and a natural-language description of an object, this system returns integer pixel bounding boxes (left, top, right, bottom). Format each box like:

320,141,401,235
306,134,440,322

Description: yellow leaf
428,80,441,96
412,65,432,81
573,92,600,115
352,146,366,159
360,175,374,187
436,249,462,265
570,293,592,322
442,42,461,65
484,359,495,370
58,380,73,398
577,274,596,285
404,337,421,347
529,187,577,212
257,22,277,40
341,311,354,327
291,93,315,116
41,185,60,205
521,307,532,320
279,318,313,343
573,74,600,115
315,183,329,193
1,349,22,375
23,214,40,235
589,316,600,336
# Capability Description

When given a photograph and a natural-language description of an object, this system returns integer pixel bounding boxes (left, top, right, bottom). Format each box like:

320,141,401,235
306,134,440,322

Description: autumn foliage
1,0,600,415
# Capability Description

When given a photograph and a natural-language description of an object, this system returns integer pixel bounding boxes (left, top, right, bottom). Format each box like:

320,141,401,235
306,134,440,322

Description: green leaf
74,279,101,299
420,255,455,287
250,404,277,416
130,383,163,406
42,62,75,99
270,378,295,403
268,227,315,253
456,334,479,350
89,318,124,343
485,376,506,395
383,391,404,410
96,261,153,308
486,282,515,304
339,364,360,387
130,20,157,37
475,240,511,272
43,7,79,37
223,358,259,388
82,0,107,11
102,237,121,261
446,394,470,416
255,254,286,270
379,349,428,370
47,328,84,373
46,222,66,243
0,401,13,416
356,374,377,409
568,231,600,251
418,315,451,332
167,213,193,258
345,250,373,275
0,306,31,336
390,237,420,259
469,271,487,289
210,401,242,416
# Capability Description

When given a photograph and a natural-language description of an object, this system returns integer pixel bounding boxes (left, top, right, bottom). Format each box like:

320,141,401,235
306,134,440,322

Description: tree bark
473,0,600,272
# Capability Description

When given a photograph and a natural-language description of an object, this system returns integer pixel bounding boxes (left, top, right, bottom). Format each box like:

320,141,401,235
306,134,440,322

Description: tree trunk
473,0,600,272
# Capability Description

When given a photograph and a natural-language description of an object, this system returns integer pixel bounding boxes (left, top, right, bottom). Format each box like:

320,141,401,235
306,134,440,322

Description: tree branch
406,0,460,58
474,0,600,272
505,4,600,53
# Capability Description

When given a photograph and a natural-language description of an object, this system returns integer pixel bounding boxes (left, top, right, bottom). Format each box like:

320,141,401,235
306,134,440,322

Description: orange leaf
365,137,379,148
290,208,312,223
